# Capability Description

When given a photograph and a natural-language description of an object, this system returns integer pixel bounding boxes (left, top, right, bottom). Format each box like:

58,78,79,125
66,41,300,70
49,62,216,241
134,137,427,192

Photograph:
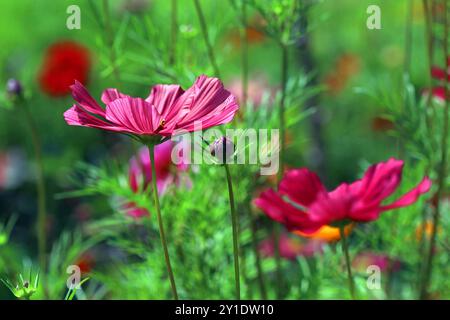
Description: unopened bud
210,137,235,164
6,78,22,97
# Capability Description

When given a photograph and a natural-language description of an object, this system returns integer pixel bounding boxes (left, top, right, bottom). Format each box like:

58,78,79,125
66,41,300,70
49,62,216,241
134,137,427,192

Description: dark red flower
38,41,91,97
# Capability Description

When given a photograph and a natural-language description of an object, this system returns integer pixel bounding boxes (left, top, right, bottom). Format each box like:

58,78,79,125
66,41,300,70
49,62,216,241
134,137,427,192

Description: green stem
170,0,178,65
273,43,289,299
148,144,178,300
193,0,221,78
240,2,248,108
19,101,47,291
339,226,356,300
277,44,288,183
102,0,120,83
224,163,240,299
420,0,449,300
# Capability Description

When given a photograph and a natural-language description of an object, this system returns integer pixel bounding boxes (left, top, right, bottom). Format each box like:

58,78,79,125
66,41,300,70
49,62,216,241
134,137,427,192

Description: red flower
38,41,91,97
428,56,449,102
254,158,431,234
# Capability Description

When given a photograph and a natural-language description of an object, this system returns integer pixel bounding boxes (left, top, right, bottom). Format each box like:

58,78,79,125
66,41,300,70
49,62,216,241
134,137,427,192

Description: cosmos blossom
126,140,190,218
38,40,91,97
254,158,432,234
63,75,238,139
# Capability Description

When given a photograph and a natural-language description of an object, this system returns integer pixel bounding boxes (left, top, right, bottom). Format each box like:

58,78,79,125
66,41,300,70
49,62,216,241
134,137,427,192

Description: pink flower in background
254,158,431,234
125,140,190,218
227,75,275,108
352,252,401,273
64,75,238,138
0,149,28,190
259,233,324,260
428,56,449,101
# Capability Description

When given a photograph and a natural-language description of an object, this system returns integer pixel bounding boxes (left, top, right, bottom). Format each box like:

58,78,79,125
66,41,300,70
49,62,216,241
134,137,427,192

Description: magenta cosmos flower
254,158,432,234
126,140,190,218
63,75,238,141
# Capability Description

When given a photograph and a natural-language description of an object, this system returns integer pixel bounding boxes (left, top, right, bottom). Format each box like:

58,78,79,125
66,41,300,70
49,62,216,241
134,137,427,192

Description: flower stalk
148,144,178,300
193,0,221,78
339,225,356,300
420,0,449,299
18,100,47,289
224,163,240,299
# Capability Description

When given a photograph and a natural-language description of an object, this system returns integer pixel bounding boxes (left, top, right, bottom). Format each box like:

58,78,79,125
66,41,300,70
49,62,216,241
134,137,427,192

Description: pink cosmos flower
352,252,401,273
126,140,190,218
254,158,432,234
64,75,238,139
259,233,324,260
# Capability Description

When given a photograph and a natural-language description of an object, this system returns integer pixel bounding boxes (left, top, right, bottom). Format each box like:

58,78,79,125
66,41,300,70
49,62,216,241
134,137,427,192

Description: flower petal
175,75,239,131
254,189,320,233
101,88,130,104
64,105,122,132
106,97,159,135
70,81,105,116
279,168,327,207
381,177,432,210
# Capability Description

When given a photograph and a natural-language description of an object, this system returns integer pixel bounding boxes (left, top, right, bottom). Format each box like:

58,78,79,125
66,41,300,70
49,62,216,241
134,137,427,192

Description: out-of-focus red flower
371,116,394,132
427,56,450,102
259,233,324,260
352,252,401,273
75,253,95,274
254,158,431,234
126,140,190,218
38,41,91,97
324,53,361,95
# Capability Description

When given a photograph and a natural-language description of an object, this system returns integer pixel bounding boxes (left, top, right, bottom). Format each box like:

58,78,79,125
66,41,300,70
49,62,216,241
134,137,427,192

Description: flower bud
6,78,23,97
210,137,235,164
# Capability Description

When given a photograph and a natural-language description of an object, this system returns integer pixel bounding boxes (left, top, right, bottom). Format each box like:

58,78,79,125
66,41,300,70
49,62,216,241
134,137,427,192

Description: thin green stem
102,0,120,83
224,163,240,300
19,101,47,292
170,0,178,65
273,43,289,299
248,201,267,299
340,226,356,300
193,0,221,77
277,44,288,183
420,0,449,300
148,144,178,300
240,2,248,108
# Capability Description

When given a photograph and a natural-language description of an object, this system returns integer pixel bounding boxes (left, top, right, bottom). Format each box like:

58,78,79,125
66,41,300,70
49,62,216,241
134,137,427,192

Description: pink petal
101,88,130,104
175,75,239,131
431,66,448,81
64,105,123,132
146,84,184,123
356,158,404,206
70,81,105,117
106,97,160,135
308,184,354,225
381,177,432,211
254,189,320,233
279,168,327,207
